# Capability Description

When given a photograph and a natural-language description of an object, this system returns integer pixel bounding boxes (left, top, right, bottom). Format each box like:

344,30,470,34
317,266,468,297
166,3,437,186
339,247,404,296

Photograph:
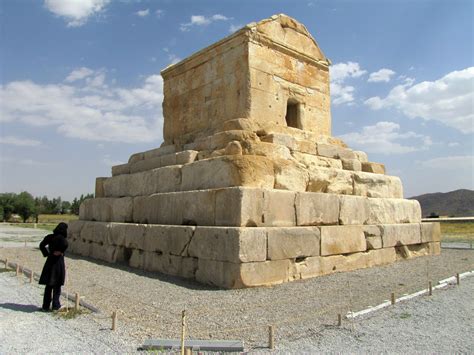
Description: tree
14,191,36,223
70,194,94,215
0,193,16,221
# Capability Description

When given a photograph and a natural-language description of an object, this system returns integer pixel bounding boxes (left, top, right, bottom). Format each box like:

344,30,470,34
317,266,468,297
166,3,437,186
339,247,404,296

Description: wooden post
181,310,186,355
456,273,460,285
269,325,275,350
4,259,7,270
391,292,395,305
16,264,20,276
75,293,80,310
184,348,192,355
337,314,342,326
30,271,34,283
428,281,432,296
112,311,117,331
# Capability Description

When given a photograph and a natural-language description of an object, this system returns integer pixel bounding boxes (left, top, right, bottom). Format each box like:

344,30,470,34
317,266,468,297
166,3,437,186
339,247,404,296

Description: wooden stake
112,311,117,331
456,273,460,285
428,281,432,296
181,310,186,355
75,293,80,310
337,314,342,326
30,271,34,283
184,348,192,355
269,325,275,350
391,292,395,305
16,264,20,276
4,259,7,270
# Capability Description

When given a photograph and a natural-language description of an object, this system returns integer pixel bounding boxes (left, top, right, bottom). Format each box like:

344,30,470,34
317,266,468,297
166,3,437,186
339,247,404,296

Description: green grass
37,214,79,223
440,222,474,243
400,312,411,319
53,308,88,319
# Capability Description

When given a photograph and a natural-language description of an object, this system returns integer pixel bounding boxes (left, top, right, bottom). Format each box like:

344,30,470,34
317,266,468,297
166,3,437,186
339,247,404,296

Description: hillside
409,189,474,217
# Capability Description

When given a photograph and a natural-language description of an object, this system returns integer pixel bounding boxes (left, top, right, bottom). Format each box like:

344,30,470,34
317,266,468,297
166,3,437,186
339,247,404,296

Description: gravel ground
1,225,473,351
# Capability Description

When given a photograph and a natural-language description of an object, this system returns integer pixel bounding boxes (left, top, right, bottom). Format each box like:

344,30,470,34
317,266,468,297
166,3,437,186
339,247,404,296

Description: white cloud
135,9,149,17
180,14,231,31
447,142,460,147
330,62,366,105
421,155,474,170
364,67,474,133
65,67,94,82
155,9,163,18
368,68,396,83
339,121,432,154
44,0,110,27
0,136,42,147
0,69,164,143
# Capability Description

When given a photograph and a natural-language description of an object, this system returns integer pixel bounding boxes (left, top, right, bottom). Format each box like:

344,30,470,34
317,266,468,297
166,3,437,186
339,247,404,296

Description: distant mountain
409,189,474,217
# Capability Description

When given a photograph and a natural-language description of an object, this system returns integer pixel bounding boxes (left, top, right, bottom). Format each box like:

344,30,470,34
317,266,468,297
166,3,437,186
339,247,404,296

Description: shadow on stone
0,303,39,313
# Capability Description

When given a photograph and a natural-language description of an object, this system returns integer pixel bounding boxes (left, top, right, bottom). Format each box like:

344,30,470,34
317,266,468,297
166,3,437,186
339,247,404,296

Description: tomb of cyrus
68,14,440,288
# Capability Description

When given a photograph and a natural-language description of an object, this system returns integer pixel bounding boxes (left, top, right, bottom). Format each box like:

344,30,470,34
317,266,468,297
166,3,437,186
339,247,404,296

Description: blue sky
1,0,473,201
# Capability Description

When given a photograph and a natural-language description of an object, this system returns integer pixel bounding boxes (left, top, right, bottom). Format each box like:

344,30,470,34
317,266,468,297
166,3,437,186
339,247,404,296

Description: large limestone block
362,162,385,174
341,159,362,172
103,175,130,197
129,249,145,269
95,177,107,198
181,190,216,225
111,163,130,176
129,156,162,174
208,130,260,151
317,144,356,160
263,190,296,226
320,225,367,256
339,195,369,225
267,227,320,260
181,155,274,191
81,221,109,244
72,239,92,257
143,252,197,278
420,222,441,243
261,133,297,150
354,151,368,163
129,166,182,196
196,259,291,288
176,150,199,165
353,172,403,198
367,198,421,224
144,225,195,255
273,159,309,192
80,197,133,222
380,223,422,248
366,247,397,266
307,167,353,195
68,220,86,239
292,152,343,170
188,227,266,263
290,256,322,280
295,192,339,226
242,142,292,160
111,223,146,250
215,187,264,226
133,193,183,225
143,145,176,160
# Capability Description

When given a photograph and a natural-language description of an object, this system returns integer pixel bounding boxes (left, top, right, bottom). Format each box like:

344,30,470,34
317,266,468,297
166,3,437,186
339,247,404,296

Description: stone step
81,187,421,226
68,220,440,288
101,155,402,199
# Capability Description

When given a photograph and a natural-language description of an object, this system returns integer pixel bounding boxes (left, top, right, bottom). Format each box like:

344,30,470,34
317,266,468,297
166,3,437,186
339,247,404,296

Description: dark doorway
285,99,301,129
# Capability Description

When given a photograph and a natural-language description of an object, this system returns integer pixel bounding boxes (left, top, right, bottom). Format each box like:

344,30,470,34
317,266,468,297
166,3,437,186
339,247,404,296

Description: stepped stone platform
69,14,440,288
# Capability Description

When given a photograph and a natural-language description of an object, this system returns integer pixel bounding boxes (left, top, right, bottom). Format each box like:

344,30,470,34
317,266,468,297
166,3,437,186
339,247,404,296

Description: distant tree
14,191,36,223
70,194,94,215
0,193,17,221
61,201,71,214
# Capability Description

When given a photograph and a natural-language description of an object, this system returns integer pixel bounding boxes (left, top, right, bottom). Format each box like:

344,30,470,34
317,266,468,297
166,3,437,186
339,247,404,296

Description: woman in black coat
39,222,68,311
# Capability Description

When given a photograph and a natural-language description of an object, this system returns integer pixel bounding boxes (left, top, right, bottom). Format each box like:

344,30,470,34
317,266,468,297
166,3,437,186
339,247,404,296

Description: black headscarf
53,222,68,238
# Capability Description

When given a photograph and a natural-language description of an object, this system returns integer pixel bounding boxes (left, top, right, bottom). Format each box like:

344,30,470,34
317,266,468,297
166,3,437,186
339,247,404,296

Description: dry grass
440,222,474,242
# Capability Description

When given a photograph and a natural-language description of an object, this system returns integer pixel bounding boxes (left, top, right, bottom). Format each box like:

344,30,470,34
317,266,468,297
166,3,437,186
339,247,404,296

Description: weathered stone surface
143,145,176,160
188,227,266,263
261,133,297,150
196,259,291,288
225,141,243,155
295,192,339,226
292,152,342,170
81,221,109,244
317,144,355,160
339,195,369,225
242,142,292,160
181,190,216,226
341,159,362,171
267,227,320,260
354,151,368,163
363,225,382,250
362,162,385,174
367,198,421,224
420,222,441,243
320,225,366,256
160,153,177,166
353,172,403,198
111,163,130,176
129,156,162,174
144,225,195,255
215,187,264,226
95,177,107,198
113,223,146,250
263,190,296,226
176,150,199,165
273,160,309,192
181,155,274,191
428,242,441,255
380,223,421,248
307,167,353,195
395,243,430,260
144,252,197,278
80,197,133,222
294,139,317,155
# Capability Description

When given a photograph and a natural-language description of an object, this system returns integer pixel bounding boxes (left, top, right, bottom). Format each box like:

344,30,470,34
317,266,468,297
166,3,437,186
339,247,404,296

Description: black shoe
39,307,51,312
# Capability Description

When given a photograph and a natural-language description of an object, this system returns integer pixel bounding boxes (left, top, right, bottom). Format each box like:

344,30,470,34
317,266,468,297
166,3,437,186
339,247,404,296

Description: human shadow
0,303,39,313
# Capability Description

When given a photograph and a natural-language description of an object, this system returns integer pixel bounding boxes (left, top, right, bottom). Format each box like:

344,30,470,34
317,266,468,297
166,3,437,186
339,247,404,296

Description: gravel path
0,271,139,354
1,225,473,351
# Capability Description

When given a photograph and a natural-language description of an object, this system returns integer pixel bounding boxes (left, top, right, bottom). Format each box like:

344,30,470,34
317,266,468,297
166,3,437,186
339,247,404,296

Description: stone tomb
68,14,440,288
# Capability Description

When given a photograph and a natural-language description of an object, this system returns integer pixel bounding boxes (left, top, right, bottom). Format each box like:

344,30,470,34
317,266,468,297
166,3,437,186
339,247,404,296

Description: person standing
38,222,68,311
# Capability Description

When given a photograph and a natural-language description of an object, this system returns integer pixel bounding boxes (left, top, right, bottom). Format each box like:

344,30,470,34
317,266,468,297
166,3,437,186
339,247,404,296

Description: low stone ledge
320,225,366,256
